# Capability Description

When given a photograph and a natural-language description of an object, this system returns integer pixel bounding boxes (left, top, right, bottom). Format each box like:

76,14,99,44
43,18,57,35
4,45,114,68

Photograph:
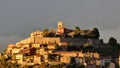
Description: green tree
108,37,120,58
74,26,81,38
83,45,95,52
0,57,6,68
43,29,49,37
49,29,55,37
108,37,117,46
92,27,100,38
74,26,80,35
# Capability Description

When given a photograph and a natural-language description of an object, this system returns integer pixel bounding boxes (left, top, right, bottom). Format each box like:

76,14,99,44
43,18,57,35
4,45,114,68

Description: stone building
15,54,23,64
34,55,41,64
4,21,102,66
60,56,71,63
57,21,65,34
47,44,56,49
12,48,20,55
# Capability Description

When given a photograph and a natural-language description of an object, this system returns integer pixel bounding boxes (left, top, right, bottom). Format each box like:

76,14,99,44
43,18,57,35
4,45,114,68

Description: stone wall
18,36,101,47
30,37,101,46
30,37,60,44
60,38,101,46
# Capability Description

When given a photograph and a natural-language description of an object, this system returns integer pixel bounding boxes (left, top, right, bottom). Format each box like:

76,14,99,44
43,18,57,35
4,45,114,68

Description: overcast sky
0,0,120,51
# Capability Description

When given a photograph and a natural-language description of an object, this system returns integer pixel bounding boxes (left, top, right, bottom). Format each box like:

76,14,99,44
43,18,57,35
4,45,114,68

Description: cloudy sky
0,0,120,51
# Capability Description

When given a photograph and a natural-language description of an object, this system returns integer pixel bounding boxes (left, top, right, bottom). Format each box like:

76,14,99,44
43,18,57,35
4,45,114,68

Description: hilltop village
0,21,114,68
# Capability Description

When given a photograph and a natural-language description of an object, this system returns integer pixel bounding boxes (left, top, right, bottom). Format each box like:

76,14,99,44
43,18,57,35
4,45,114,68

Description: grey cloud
100,26,120,43
0,0,120,51
0,35,23,52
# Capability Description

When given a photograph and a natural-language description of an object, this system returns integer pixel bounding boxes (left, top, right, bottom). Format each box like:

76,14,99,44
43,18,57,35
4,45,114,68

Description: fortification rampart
29,36,101,46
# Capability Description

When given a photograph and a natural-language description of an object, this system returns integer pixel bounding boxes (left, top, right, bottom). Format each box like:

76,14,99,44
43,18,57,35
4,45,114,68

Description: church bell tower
57,21,65,34
58,21,64,29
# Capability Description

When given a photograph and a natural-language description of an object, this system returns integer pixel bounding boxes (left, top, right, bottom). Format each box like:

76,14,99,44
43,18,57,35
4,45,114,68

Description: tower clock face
58,21,64,28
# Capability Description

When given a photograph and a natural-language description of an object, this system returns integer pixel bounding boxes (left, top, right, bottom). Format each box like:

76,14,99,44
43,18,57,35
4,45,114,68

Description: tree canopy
74,26,80,35
108,37,117,46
